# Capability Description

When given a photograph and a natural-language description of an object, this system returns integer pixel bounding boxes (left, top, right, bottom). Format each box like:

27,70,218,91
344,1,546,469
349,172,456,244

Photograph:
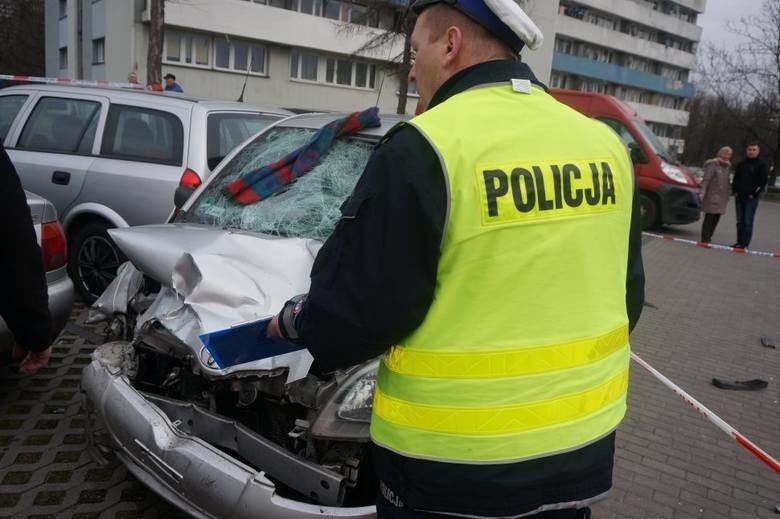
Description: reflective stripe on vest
370,83,634,464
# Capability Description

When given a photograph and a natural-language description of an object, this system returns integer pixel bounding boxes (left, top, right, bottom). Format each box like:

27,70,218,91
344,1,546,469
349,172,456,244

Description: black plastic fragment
711,378,768,390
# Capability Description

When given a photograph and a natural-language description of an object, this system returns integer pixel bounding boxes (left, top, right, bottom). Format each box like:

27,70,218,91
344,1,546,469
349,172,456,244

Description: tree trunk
772,117,780,188
147,0,164,86
395,17,413,115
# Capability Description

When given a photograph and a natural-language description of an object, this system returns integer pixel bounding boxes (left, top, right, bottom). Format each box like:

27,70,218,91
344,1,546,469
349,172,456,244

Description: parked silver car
82,113,407,518
1,192,74,356
0,84,292,301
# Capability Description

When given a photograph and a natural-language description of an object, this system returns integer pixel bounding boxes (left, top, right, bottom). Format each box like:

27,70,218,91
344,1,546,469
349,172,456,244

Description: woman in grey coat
699,146,733,242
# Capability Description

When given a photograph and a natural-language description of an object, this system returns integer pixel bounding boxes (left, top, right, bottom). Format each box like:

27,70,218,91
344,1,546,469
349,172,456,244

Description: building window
164,31,211,68
59,0,67,19
213,39,267,75
59,47,68,69
215,39,230,68
92,38,105,65
323,0,341,19
243,0,382,28
268,0,297,9
348,3,379,27
325,57,375,88
291,48,376,89
354,62,375,88
298,0,322,15
290,49,319,81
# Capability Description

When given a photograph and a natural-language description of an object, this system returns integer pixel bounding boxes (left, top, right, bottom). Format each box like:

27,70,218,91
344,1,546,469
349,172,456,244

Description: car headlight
661,162,688,184
337,371,376,423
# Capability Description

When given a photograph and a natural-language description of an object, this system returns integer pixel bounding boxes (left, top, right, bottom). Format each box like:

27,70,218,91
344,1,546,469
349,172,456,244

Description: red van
550,89,700,230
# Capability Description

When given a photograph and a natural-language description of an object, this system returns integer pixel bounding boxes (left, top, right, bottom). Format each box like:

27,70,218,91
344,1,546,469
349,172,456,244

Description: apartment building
551,0,706,153
43,0,557,114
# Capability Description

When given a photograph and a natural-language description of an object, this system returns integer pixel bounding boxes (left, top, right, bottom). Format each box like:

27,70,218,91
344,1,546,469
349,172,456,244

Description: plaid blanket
224,107,381,205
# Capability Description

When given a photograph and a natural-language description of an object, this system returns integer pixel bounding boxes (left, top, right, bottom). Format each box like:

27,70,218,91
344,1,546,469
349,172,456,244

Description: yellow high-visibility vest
370,83,634,463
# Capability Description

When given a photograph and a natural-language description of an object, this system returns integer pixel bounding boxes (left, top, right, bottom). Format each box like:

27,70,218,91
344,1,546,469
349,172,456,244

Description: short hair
423,4,513,57
747,142,760,149
717,146,732,156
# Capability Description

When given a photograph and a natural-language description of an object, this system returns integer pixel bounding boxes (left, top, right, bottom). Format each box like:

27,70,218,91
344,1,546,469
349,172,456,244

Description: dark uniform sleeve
626,182,645,332
291,126,447,372
0,144,53,351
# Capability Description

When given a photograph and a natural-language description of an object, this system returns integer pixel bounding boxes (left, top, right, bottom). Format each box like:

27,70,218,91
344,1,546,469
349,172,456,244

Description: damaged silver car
81,113,406,518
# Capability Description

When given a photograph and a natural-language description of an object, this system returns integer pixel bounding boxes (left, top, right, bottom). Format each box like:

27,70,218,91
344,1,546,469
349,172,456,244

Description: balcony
571,0,703,42
552,52,695,98
146,0,403,59
627,101,690,126
556,16,696,69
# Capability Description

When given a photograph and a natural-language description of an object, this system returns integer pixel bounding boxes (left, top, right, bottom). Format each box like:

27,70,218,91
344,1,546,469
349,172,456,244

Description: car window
597,117,640,149
18,97,100,153
101,104,184,166
189,126,374,240
0,95,28,141
206,113,285,171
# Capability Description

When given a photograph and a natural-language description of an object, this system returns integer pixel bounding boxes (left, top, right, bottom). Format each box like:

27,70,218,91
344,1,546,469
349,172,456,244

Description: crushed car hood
108,224,321,381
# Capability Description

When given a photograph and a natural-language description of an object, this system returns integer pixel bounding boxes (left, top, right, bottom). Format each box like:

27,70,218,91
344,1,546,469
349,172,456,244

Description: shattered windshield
187,126,374,240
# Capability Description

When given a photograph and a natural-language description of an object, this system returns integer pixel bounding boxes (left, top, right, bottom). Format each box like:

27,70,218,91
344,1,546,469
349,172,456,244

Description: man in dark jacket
731,143,769,248
0,143,53,373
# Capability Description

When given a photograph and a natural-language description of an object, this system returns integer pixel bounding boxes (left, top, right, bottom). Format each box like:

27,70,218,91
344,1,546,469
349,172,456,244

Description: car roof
0,84,293,116
276,111,409,137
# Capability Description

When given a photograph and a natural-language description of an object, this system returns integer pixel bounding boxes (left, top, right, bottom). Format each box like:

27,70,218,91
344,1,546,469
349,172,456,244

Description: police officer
269,0,645,516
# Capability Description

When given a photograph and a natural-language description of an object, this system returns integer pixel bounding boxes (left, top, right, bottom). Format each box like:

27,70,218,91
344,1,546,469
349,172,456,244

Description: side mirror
628,142,647,165
174,185,196,209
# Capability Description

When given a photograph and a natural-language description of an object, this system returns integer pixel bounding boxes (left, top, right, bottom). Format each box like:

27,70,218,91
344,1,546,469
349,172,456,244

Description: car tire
639,193,659,231
69,221,125,303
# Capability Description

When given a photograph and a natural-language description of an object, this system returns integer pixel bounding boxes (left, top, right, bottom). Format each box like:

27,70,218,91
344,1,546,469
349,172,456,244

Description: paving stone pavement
592,201,780,519
0,304,179,519
1,202,778,518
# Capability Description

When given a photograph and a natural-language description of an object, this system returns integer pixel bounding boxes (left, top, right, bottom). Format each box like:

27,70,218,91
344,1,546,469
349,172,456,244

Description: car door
84,103,189,226
6,92,107,219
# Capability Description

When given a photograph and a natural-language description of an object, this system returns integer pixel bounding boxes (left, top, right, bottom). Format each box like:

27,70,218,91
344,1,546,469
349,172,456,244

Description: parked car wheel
639,193,659,230
70,221,124,302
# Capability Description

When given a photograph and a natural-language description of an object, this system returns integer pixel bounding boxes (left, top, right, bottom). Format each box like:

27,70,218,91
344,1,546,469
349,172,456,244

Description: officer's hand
267,314,281,337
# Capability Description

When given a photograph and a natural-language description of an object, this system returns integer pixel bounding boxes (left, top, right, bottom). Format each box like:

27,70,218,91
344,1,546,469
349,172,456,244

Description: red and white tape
0,74,146,90
631,352,780,474
643,232,780,259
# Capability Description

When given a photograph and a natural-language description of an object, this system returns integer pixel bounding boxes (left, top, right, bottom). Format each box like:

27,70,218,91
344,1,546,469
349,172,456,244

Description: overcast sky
697,0,764,47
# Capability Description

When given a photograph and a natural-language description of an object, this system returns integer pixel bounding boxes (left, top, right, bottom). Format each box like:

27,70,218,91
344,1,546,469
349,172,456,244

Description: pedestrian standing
0,143,53,374
699,146,733,243
268,0,645,517
731,143,769,249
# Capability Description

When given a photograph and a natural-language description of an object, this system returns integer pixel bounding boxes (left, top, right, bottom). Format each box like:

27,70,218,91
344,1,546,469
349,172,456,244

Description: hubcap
77,235,121,299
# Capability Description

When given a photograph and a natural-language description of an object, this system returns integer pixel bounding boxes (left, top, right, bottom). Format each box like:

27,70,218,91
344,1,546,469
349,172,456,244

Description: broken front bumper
81,342,376,519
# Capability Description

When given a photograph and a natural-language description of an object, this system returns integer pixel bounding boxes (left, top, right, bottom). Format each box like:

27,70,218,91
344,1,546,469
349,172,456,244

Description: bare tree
147,0,165,86
0,0,45,76
697,0,780,184
337,3,416,114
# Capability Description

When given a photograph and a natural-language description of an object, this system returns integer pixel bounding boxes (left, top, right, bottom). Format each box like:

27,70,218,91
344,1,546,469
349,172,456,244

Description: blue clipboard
199,317,305,369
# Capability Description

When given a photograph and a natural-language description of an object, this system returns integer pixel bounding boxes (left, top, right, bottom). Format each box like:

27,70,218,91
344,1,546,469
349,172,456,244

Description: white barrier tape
0,74,146,90
631,352,780,474
643,232,780,259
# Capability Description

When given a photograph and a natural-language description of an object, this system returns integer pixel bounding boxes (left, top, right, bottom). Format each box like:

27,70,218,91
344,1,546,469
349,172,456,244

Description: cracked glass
186,126,374,240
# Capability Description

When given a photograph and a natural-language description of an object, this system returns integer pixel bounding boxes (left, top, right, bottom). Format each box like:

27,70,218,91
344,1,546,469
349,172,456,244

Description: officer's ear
444,26,464,65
